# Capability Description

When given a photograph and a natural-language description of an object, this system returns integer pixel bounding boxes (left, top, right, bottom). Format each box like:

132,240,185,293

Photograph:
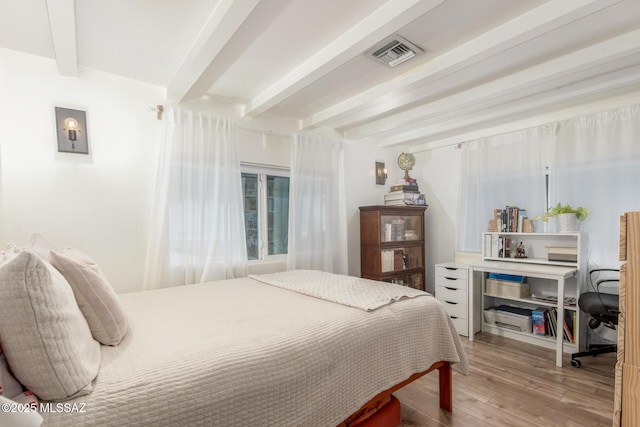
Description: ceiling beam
379,60,640,147
299,0,622,130
166,0,260,102
347,29,640,140
240,0,446,118
46,0,78,77
409,88,640,153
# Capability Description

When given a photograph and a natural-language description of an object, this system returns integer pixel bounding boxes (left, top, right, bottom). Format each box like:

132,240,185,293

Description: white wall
411,146,462,294
0,49,299,292
0,48,164,293
343,139,402,277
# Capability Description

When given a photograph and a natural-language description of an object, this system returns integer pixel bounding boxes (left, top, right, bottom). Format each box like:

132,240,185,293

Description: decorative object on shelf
55,107,89,154
375,161,387,185
397,152,415,181
515,241,527,258
534,203,590,232
385,154,427,206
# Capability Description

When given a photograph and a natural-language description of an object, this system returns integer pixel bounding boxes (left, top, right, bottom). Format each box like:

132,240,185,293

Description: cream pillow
0,250,100,401
26,233,59,260
50,249,128,346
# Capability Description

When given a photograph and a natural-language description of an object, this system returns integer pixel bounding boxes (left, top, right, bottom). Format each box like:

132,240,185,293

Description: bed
0,251,467,427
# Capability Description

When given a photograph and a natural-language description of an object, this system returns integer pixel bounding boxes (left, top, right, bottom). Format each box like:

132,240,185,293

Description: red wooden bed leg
438,362,452,411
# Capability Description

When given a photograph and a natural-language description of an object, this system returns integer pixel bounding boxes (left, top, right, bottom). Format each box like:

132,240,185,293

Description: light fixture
375,162,387,185
64,117,79,148
55,107,89,154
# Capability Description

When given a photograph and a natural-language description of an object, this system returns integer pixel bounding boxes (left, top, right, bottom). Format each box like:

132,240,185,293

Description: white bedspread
249,270,428,311
41,274,468,427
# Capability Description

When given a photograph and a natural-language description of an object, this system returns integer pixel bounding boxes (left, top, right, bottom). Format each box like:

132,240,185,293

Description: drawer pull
444,300,457,305
445,267,457,271
451,316,458,319
445,277,458,281
445,286,458,291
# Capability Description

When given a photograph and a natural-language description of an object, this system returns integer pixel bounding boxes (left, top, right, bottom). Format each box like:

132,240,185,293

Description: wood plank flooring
395,332,616,426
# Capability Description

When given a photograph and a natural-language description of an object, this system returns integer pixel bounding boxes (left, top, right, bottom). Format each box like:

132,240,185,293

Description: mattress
41,275,468,426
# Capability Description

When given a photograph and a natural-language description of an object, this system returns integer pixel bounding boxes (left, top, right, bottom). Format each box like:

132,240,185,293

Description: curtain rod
150,104,293,139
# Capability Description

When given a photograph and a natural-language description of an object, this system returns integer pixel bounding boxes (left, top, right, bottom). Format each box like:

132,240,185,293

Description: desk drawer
435,275,468,290
449,316,469,336
439,299,467,318
435,285,467,304
435,265,468,280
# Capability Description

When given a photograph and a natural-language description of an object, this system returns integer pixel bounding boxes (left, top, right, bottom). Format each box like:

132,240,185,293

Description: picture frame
55,107,89,154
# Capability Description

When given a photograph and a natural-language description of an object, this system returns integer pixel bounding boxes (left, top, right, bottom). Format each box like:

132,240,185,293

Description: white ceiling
2,0,640,148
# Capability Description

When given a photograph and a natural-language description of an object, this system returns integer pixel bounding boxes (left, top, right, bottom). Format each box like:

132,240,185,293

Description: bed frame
339,361,452,426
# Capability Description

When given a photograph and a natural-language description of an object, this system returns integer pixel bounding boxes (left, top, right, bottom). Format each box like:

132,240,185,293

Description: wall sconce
64,117,79,148
55,107,89,154
375,161,388,185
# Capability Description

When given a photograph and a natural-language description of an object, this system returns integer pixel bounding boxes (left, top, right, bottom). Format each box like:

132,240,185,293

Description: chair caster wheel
571,359,581,368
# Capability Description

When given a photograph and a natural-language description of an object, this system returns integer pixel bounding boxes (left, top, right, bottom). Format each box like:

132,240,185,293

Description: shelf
484,232,580,237
483,323,577,351
380,267,423,277
360,205,426,291
482,256,577,268
484,293,577,310
475,229,582,367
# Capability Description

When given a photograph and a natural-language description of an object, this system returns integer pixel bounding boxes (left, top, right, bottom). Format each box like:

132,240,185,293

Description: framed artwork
55,107,89,154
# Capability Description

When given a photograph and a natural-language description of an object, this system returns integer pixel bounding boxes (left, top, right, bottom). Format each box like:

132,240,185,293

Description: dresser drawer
435,265,468,280
438,299,467,318
435,275,468,290
449,316,469,336
435,285,467,304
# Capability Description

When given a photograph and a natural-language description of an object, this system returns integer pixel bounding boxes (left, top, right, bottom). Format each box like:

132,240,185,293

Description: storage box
547,246,577,263
484,307,532,333
485,278,530,298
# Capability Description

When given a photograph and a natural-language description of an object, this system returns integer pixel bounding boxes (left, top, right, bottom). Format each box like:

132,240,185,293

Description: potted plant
534,203,590,232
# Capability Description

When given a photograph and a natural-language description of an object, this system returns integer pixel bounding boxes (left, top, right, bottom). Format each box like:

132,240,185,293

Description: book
384,199,407,206
532,308,547,336
390,184,419,192
384,192,420,201
393,249,405,270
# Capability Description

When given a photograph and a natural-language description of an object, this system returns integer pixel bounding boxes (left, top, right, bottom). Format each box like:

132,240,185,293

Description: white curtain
288,134,347,274
553,104,640,268
144,108,247,289
457,125,555,252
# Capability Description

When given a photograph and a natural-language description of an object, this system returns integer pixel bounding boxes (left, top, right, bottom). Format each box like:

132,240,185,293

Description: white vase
556,213,580,232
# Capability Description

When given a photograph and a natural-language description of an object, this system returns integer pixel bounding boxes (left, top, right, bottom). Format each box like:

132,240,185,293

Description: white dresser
435,263,471,336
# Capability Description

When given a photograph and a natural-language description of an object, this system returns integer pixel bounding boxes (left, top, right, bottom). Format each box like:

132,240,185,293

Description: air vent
366,35,423,67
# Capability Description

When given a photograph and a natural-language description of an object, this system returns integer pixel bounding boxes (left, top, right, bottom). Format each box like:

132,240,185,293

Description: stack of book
384,179,427,206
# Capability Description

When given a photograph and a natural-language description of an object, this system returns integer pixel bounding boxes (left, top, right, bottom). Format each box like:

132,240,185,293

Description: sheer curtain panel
457,125,554,252
553,104,640,267
288,134,348,274
144,108,247,289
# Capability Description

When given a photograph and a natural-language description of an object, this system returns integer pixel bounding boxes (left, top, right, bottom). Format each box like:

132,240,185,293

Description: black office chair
570,268,620,368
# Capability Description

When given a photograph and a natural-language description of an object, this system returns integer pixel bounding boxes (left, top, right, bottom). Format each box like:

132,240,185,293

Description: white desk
471,261,577,367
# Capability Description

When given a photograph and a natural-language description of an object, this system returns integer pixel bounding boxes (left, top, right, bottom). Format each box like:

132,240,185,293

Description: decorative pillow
50,249,128,346
25,233,60,260
0,244,20,265
0,250,100,401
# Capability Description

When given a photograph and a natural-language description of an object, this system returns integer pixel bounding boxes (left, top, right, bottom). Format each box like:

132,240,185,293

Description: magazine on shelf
531,294,577,306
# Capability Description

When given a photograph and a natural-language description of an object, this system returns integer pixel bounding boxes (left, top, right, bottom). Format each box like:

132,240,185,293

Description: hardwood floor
395,333,616,427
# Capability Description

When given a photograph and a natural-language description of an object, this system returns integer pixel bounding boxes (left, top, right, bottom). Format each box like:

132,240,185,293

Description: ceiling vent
366,35,423,67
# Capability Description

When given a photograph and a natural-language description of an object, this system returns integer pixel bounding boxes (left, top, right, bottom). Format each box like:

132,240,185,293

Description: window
241,164,290,261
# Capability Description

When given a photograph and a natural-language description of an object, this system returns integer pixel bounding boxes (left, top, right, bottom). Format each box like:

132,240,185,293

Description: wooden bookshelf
359,205,426,291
